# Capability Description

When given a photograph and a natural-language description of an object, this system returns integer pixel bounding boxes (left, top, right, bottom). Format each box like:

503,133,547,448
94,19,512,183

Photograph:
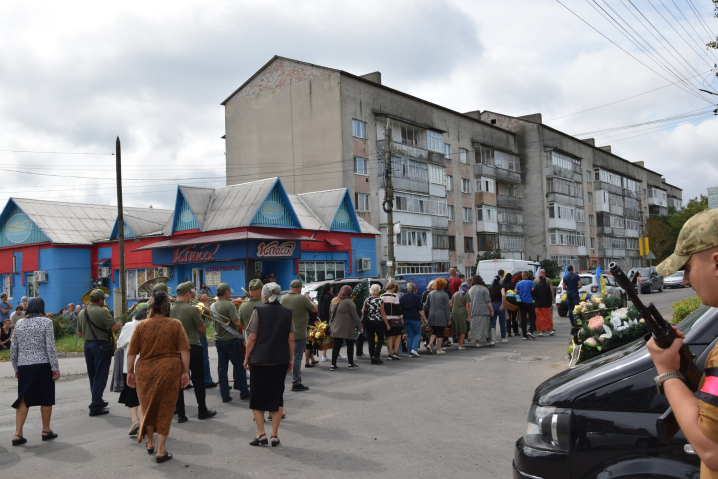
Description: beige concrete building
223,56,522,277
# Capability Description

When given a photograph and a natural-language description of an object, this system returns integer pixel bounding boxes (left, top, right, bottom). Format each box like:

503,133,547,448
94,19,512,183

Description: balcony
622,189,640,200
475,191,497,205
546,193,584,207
498,223,523,234
377,176,429,194
597,226,625,237
626,228,640,238
473,163,521,183
548,218,577,230
545,165,582,183
648,196,668,207
376,139,445,165
594,181,623,196
598,248,626,258
476,220,498,233
497,195,522,209
624,208,640,219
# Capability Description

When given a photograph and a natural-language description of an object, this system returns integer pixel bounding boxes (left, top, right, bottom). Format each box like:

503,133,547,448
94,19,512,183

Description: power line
573,105,716,135
603,112,717,141
0,149,113,155
686,0,718,40
663,0,718,64
586,111,716,140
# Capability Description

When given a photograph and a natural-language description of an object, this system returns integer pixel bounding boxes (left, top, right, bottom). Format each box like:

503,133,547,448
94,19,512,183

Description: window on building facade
449,235,456,251
476,177,495,193
447,205,455,221
428,164,446,185
352,119,367,139
546,178,583,198
622,177,640,193
443,143,451,159
397,229,428,247
395,192,428,214
495,150,521,171
502,183,520,198
428,196,448,217
391,157,429,182
627,238,639,250
433,229,449,249
590,237,595,248
586,170,592,182
549,230,586,246
354,156,368,175
464,237,474,252
549,203,575,221
477,233,499,251
587,192,593,204
598,236,627,250
597,190,623,207
576,208,585,223
300,261,346,283
589,214,595,226
498,210,523,224
594,168,623,187
459,148,468,164
2,275,11,300
426,130,444,152
476,206,496,222
396,262,434,274
27,274,39,298
625,218,640,231
446,175,453,191
499,235,524,252
461,178,471,193
355,193,370,212
545,150,581,173
462,207,472,223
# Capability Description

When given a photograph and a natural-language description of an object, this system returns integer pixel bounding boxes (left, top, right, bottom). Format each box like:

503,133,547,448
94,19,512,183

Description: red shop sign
256,241,296,257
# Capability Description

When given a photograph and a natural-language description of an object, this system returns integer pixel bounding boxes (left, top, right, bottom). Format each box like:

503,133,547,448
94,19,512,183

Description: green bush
671,295,702,324
552,278,561,287
603,296,623,309
50,316,66,339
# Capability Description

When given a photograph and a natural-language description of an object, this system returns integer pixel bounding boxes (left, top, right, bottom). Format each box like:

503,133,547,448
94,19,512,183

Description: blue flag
595,264,602,293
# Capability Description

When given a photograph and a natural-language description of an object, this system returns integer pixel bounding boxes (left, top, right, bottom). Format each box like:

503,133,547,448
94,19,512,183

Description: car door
603,275,618,299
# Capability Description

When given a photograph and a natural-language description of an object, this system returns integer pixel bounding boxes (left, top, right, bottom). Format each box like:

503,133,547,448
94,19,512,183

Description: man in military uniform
280,279,317,392
648,208,718,476
153,282,170,295
214,283,250,402
77,289,121,417
239,279,264,335
172,282,217,423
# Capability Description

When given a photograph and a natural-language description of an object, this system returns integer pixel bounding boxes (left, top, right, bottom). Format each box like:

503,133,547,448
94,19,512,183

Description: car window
678,305,714,336
668,272,684,278
580,277,592,286
604,276,616,287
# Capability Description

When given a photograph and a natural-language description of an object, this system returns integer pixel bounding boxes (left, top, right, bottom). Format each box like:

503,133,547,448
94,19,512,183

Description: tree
668,195,708,239
647,217,674,263
476,250,503,261
710,1,718,49
539,259,561,279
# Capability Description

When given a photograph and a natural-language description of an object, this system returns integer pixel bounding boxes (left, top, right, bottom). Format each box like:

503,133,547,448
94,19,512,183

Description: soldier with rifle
641,208,718,476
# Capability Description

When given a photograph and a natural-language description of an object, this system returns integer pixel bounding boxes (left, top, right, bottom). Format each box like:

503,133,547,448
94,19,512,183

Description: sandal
156,451,172,464
12,435,27,446
146,441,154,454
249,433,268,446
271,435,281,447
41,430,58,441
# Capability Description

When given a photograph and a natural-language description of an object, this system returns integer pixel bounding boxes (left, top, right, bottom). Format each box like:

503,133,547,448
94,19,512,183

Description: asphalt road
0,287,697,478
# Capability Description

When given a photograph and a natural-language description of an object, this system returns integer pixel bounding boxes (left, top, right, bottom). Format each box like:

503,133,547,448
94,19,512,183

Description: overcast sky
0,0,716,211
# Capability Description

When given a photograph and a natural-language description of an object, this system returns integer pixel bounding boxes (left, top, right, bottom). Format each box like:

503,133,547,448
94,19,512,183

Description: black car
514,305,718,479
628,266,664,294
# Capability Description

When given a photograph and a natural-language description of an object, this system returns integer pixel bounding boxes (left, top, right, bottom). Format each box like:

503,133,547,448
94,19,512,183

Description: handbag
84,309,115,360
110,349,125,392
384,294,403,328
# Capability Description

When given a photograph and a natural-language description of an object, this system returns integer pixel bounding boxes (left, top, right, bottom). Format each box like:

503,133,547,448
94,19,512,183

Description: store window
299,261,345,283
126,267,166,300
27,274,39,298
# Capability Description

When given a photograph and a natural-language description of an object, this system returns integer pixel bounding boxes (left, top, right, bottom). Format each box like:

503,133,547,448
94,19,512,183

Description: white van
476,259,540,282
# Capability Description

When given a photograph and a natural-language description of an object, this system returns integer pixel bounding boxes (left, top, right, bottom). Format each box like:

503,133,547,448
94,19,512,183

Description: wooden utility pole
116,137,127,315
384,122,396,280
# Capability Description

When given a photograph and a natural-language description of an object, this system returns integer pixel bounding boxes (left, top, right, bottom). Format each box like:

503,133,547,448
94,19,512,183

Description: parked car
394,273,449,295
555,273,627,317
477,259,540,284
513,305,718,479
299,278,402,300
664,270,686,289
628,266,664,294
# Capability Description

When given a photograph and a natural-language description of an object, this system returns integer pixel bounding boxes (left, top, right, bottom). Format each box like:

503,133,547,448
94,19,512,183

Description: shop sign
334,210,350,224
256,241,296,257
261,201,284,220
180,210,194,223
6,214,32,243
172,243,220,263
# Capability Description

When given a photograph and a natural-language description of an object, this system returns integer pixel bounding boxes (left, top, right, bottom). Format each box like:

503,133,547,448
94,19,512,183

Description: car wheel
648,283,653,294
558,307,567,317
659,282,663,292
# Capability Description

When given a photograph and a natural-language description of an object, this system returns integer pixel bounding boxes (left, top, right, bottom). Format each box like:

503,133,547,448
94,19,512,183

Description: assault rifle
608,262,702,444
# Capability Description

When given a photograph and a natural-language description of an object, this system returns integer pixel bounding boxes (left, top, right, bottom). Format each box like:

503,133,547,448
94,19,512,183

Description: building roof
177,186,215,229
297,189,348,229
122,207,173,237
202,178,279,231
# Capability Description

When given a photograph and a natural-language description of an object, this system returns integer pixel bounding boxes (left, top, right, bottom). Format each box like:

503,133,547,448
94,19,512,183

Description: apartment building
479,111,683,270
222,56,524,277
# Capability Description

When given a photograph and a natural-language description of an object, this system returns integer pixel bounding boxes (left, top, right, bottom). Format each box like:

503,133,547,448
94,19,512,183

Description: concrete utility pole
116,137,127,315
639,193,647,268
384,122,396,280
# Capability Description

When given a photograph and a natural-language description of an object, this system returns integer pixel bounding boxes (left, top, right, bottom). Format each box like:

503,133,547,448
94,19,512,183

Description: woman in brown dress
127,291,190,464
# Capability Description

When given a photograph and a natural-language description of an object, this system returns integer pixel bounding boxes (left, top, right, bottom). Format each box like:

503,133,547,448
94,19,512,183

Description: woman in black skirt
243,283,294,447
10,298,60,446
116,302,148,436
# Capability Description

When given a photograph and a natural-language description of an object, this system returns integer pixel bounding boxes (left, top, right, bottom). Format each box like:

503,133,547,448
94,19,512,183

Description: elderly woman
424,278,451,355
127,292,190,464
468,276,495,347
0,319,12,350
451,282,471,350
361,284,389,364
382,282,403,359
243,282,294,447
117,303,148,436
399,283,425,358
329,285,363,370
10,298,60,446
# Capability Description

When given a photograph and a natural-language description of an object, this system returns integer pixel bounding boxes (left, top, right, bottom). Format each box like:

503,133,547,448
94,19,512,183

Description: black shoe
304,363,316,368
250,434,268,446
271,435,281,447
185,383,194,390
329,365,339,371
239,395,250,400
89,409,109,417
41,430,58,441
156,451,173,463
205,382,218,389
177,415,188,424
291,384,309,391
222,397,233,403
371,357,383,364
100,400,109,408
347,364,359,369
197,410,217,420
12,435,27,446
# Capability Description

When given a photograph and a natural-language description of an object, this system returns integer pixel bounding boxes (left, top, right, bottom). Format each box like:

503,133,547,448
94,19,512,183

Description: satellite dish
138,276,170,297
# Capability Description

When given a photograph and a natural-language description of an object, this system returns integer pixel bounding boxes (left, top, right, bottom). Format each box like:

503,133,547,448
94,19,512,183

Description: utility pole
384,122,396,280
638,192,647,268
116,137,127,315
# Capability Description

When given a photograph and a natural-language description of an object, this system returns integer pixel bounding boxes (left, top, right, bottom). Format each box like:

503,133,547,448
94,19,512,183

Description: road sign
647,250,656,260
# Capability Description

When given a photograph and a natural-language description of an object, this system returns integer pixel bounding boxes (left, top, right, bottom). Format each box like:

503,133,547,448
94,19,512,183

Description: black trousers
365,321,386,358
332,338,355,366
519,303,536,338
507,308,519,335
356,331,366,356
176,345,207,415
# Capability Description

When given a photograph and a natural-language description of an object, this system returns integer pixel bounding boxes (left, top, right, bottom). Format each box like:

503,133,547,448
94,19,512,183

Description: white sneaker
321,357,331,362
487,341,496,346
339,355,347,360
411,350,420,358
501,338,509,343
475,342,483,348
539,332,544,337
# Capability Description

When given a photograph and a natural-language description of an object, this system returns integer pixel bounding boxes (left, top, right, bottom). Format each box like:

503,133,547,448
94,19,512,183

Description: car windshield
667,272,684,278
677,305,713,336
632,268,650,277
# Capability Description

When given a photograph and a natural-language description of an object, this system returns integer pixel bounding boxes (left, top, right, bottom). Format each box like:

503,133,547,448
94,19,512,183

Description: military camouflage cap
656,208,718,276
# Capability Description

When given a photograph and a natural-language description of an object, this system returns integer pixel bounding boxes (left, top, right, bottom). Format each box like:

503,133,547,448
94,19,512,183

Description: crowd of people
6,267,560,464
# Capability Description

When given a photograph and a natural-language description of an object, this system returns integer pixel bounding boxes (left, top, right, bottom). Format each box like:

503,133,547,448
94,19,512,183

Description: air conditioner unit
98,267,111,278
33,271,48,283
158,267,173,279
357,258,371,272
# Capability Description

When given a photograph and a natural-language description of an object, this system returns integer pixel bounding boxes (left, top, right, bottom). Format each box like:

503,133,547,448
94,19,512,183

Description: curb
54,341,217,360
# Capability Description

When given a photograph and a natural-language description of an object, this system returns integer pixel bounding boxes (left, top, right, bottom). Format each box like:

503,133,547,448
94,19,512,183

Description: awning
95,257,111,265
324,238,344,246
133,231,318,251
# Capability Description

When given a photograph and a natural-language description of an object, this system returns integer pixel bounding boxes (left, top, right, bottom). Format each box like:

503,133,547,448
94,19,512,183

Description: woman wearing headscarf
10,298,60,446
468,275,495,347
127,291,190,464
243,282,294,447
451,282,471,350
489,275,508,343
399,283,425,358
328,285,363,370
424,277,451,355
116,302,148,437
317,283,334,362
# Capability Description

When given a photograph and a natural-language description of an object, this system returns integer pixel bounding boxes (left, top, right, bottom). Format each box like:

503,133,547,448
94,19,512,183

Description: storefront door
192,268,203,288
